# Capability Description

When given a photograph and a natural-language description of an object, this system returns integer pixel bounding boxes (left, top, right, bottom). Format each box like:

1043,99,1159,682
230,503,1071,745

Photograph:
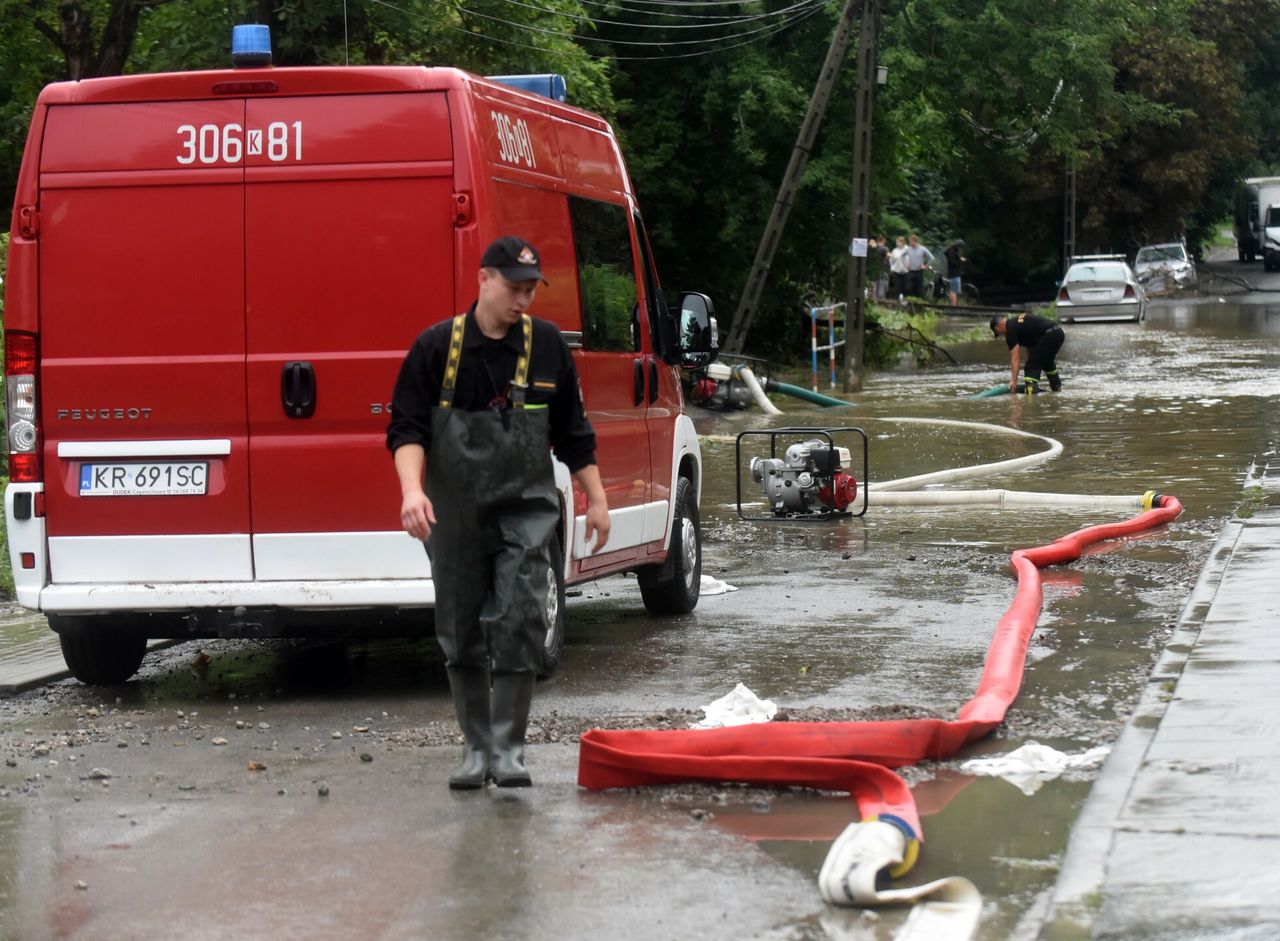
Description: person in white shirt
889,236,909,300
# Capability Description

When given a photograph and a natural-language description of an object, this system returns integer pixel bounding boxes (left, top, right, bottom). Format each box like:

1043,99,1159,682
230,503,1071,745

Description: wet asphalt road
1,250,1278,940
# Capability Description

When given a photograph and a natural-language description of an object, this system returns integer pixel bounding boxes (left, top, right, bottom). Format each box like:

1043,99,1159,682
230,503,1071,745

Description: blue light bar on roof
487,74,568,103
232,24,273,68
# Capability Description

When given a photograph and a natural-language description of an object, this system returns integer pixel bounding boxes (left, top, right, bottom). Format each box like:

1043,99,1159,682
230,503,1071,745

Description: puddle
0,607,60,685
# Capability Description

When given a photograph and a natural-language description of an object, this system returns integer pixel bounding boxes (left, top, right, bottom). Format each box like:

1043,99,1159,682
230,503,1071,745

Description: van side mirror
675,292,717,369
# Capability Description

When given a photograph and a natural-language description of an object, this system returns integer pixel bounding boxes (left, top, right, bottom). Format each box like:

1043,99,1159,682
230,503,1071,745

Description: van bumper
4,483,49,609
38,579,437,614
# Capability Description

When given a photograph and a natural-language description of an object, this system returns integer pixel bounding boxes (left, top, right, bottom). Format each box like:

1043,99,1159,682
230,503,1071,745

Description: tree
0,0,612,221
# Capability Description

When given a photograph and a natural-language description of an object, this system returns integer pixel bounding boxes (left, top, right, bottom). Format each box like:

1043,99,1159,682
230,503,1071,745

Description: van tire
539,532,567,679
638,476,701,615
53,615,147,685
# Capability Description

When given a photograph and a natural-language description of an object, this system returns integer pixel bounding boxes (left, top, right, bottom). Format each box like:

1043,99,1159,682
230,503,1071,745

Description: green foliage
863,303,947,368
1,231,8,321
1,0,1279,369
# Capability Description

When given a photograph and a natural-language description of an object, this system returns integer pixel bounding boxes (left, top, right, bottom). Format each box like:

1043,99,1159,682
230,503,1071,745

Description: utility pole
842,0,880,393
722,0,864,356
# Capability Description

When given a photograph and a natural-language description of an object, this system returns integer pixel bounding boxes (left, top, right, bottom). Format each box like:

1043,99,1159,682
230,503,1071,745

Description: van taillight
1057,287,1069,301
1124,285,1136,299
4,330,41,482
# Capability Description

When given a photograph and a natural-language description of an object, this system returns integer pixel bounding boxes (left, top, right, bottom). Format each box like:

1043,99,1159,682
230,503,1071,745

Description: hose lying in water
579,495,1184,926
730,365,853,411
765,379,852,408
867,416,1063,492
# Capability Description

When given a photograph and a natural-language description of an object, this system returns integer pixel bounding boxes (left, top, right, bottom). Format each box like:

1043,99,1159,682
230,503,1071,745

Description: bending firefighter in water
387,236,610,788
990,312,1064,394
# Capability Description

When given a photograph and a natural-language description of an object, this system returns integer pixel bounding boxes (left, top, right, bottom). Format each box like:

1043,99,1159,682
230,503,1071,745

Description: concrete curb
1039,511,1245,937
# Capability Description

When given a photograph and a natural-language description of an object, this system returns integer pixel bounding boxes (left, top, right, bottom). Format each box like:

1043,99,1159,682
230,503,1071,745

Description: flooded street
2,285,1278,940
558,290,1280,938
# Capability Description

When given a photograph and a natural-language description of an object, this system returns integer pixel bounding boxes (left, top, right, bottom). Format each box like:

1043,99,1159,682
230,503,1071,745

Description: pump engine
749,439,859,517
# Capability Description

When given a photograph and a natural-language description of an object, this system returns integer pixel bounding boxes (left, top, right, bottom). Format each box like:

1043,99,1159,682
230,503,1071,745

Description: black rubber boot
446,666,492,790
490,671,536,787
1047,370,1062,392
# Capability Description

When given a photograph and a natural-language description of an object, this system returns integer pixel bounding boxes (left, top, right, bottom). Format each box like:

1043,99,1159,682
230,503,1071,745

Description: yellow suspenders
439,313,533,410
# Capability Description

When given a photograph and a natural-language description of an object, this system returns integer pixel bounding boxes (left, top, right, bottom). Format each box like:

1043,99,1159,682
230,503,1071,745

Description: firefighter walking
388,236,610,789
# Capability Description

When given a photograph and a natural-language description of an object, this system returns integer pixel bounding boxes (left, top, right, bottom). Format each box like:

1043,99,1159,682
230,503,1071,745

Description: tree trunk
56,0,96,81
94,0,146,77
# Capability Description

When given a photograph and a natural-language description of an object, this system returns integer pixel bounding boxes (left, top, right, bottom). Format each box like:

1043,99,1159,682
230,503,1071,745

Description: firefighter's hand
401,490,436,542
583,500,611,554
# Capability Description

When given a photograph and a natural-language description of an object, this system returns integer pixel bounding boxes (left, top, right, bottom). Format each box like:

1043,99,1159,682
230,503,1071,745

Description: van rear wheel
638,476,701,615
52,615,148,685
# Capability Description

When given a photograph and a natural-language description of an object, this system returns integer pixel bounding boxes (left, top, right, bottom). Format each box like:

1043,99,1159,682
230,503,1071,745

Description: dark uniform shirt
386,306,597,472
1005,312,1058,350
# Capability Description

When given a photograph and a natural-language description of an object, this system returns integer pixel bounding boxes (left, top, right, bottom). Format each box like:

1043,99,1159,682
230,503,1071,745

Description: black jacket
387,306,598,472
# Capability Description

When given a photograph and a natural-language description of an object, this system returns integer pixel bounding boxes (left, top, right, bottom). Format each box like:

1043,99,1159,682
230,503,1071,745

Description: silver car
1055,255,1147,323
1134,242,1196,290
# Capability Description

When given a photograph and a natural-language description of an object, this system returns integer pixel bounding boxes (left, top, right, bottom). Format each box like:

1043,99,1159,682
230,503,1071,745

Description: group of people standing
867,234,967,305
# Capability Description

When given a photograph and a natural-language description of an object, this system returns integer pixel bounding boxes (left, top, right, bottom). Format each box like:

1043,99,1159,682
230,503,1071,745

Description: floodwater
0,608,58,687
556,295,1280,939
2,295,1279,939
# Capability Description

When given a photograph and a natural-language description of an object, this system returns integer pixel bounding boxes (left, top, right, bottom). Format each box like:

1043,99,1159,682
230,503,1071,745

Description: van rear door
38,100,253,583
243,93,455,580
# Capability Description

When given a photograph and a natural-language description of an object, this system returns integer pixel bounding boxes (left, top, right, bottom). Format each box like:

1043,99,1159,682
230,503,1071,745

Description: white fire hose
735,364,783,416
819,820,981,939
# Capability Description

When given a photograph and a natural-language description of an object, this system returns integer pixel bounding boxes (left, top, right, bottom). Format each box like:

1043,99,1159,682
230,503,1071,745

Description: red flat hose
578,495,1184,858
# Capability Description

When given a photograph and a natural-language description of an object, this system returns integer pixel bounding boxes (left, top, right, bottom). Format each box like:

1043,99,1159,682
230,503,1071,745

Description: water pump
737,427,868,520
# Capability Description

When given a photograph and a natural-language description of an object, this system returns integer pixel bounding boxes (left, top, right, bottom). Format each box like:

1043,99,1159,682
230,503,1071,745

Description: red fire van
3,57,716,684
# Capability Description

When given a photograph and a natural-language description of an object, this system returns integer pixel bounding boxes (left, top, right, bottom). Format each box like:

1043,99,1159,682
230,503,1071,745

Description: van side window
634,214,665,349
569,196,639,352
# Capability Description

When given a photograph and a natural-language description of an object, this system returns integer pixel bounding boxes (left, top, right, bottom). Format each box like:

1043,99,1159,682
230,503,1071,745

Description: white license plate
79,462,208,497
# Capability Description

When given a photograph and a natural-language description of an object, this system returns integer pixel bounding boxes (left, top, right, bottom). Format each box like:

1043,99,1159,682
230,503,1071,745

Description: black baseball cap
480,235,548,284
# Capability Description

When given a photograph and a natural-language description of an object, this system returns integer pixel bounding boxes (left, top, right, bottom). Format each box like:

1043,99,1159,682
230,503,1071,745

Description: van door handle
648,359,659,404
633,359,645,407
282,361,316,419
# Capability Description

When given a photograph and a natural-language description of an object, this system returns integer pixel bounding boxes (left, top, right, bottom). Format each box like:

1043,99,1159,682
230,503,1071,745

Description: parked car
1055,255,1147,323
1134,242,1196,289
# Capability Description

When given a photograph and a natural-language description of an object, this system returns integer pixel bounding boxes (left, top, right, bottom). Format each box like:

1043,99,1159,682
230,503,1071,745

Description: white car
1055,255,1147,323
1134,242,1196,289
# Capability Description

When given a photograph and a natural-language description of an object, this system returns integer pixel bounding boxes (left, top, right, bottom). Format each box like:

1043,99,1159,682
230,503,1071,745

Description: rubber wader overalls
427,313,560,789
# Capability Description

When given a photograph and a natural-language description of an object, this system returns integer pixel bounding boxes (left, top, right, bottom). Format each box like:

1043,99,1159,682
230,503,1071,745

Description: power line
606,7,820,58
367,0,822,60
456,0,821,46
496,0,824,30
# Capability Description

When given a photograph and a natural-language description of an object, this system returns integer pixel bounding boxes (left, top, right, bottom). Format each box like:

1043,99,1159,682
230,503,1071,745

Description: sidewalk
1042,464,1280,939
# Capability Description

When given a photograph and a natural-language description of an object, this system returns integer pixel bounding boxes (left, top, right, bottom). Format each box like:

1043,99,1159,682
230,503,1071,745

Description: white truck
1233,176,1280,270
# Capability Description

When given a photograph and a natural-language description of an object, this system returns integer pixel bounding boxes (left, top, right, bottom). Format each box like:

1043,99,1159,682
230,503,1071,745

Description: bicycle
925,270,979,303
